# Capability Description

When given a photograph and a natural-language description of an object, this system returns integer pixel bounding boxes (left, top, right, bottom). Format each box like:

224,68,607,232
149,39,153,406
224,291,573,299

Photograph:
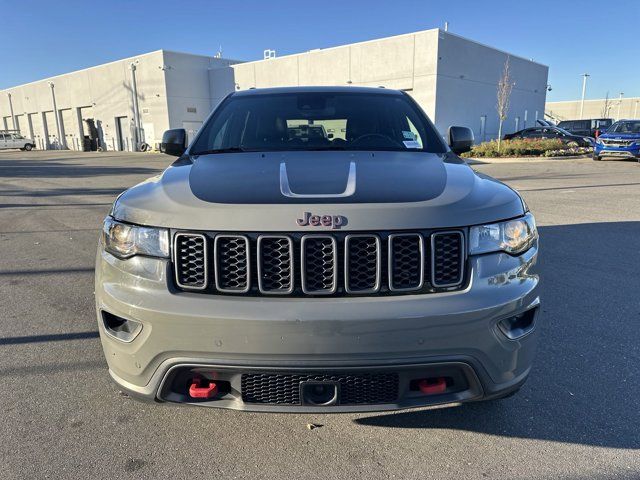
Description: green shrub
461,138,571,158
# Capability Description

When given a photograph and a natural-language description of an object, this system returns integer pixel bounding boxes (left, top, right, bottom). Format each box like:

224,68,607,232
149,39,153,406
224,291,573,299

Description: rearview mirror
160,129,187,156
448,126,474,154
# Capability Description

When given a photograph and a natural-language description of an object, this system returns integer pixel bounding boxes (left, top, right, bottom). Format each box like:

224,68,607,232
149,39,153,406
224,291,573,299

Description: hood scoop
280,161,356,198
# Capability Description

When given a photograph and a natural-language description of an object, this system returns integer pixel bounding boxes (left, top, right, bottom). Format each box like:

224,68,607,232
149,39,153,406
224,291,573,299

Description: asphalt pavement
0,150,638,479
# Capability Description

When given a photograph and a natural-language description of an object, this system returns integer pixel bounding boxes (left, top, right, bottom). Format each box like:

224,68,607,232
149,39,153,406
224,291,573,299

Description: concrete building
546,96,640,123
0,28,548,150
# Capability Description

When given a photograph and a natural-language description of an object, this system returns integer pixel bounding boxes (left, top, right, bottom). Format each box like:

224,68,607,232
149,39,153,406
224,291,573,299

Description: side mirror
160,129,187,156
448,126,474,154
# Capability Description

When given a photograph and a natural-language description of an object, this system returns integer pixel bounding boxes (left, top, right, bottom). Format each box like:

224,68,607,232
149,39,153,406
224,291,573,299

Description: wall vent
187,107,197,113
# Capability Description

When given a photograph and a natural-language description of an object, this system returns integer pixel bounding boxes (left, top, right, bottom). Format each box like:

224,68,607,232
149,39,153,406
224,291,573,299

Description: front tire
593,153,601,161
24,144,33,151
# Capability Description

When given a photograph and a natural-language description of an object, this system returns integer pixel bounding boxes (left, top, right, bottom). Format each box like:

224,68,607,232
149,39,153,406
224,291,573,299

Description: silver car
95,86,540,412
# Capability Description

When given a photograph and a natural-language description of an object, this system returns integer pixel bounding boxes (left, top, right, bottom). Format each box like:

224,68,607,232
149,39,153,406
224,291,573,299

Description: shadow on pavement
0,331,99,346
0,158,161,179
356,222,640,450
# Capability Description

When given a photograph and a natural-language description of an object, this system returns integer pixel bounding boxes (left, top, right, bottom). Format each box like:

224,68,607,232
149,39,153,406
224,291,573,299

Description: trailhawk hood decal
112,151,525,231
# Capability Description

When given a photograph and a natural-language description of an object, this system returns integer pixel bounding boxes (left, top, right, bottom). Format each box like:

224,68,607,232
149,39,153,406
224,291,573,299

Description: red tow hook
418,377,447,395
188,377,218,399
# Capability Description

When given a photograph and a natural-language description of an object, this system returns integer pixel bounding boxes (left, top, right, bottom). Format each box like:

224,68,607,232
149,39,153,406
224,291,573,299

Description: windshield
190,91,446,155
555,127,573,135
608,121,640,134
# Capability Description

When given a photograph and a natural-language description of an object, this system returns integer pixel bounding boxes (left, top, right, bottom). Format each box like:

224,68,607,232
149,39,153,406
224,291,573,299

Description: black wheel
593,154,601,161
24,144,33,151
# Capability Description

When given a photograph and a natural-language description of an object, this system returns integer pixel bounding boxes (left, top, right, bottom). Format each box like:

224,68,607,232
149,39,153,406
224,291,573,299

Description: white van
0,131,36,150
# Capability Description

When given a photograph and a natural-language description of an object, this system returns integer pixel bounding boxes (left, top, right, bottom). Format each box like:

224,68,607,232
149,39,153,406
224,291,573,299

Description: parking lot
0,150,638,479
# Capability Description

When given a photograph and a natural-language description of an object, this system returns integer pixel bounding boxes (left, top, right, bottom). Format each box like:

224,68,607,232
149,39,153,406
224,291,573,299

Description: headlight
102,217,169,259
469,213,537,255
596,138,603,145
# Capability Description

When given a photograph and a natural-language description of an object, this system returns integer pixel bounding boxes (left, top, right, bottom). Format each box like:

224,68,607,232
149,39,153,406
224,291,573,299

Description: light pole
617,92,624,120
48,81,64,149
129,62,142,151
579,73,589,119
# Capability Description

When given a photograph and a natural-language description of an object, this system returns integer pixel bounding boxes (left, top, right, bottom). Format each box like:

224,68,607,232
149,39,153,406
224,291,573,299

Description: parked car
594,119,640,161
0,131,35,150
504,126,593,147
535,119,555,127
557,118,613,138
96,86,540,412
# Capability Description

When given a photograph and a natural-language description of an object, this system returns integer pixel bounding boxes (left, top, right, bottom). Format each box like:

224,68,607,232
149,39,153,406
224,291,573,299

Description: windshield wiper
190,147,246,155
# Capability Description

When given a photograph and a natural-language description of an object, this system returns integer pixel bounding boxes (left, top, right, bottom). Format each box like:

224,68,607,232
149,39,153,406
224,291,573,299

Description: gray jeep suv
95,86,540,412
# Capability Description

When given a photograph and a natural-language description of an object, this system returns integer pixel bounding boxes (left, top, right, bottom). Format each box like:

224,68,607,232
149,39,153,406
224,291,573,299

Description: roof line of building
0,49,240,92
234,27,548,68
0,50,163,92
547,96,640,104
438,30,548,68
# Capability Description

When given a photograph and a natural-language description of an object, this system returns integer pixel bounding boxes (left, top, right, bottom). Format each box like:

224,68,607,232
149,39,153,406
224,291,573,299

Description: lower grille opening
241,372,400,405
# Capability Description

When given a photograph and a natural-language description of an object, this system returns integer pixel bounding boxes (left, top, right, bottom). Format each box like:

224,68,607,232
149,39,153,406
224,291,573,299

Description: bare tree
496,57,514,151
601,92,612,118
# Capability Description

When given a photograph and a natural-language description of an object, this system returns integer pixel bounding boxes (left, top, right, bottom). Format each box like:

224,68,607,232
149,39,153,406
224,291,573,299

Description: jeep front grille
214,235,250,293
173,230,466,296
173,233,207,290
431,232,465,287
301,235,338,294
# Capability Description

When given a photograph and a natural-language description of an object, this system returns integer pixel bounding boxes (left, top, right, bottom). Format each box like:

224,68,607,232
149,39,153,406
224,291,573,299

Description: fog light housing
101,311,142,342
498,307,538,339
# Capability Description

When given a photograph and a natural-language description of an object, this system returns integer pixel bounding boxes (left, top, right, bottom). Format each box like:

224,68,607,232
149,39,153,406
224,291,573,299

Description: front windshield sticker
403,140,421,149
402,130,417,140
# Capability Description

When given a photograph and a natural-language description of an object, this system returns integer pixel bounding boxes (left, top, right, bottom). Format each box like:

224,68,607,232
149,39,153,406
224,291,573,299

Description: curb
466,154,590,165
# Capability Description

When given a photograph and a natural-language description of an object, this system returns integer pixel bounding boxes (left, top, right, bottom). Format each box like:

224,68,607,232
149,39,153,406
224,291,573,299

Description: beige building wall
0,51,170,150
231,30,440,120
229,29,548,140
546,97,640,122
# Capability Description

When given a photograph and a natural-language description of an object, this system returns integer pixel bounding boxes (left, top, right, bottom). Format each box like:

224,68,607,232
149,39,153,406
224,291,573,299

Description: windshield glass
555,127,573,135
190,91,446,154
608,121,640,134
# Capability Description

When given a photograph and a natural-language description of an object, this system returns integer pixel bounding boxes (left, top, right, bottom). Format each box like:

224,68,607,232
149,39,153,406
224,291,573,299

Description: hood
600,132,640,139
112,151,525,231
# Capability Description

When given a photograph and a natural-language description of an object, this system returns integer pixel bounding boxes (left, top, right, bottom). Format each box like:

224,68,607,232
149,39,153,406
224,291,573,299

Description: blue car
594,120,640,161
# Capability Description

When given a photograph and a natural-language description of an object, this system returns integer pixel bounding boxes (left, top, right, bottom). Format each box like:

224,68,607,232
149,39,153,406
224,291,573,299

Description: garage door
29,113,45,149
13,114,24,135
60,109,75,149
44,111,59,148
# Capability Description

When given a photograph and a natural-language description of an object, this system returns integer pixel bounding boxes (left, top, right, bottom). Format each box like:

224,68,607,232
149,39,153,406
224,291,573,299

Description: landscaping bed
461,138,593,159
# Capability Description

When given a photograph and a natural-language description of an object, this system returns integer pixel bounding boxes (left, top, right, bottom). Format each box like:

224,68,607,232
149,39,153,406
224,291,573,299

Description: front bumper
595,143,640,159
95,242,540,412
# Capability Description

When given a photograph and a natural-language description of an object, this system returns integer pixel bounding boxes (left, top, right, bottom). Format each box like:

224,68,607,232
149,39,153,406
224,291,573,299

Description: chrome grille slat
173,233,207,290
431,231,465,287
388,233,424,292
214,235,250,293
301,235,338,295
257,235,294,294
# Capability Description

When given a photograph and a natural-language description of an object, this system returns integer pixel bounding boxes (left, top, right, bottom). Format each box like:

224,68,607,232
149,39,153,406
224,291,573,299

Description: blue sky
1,0,638,101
